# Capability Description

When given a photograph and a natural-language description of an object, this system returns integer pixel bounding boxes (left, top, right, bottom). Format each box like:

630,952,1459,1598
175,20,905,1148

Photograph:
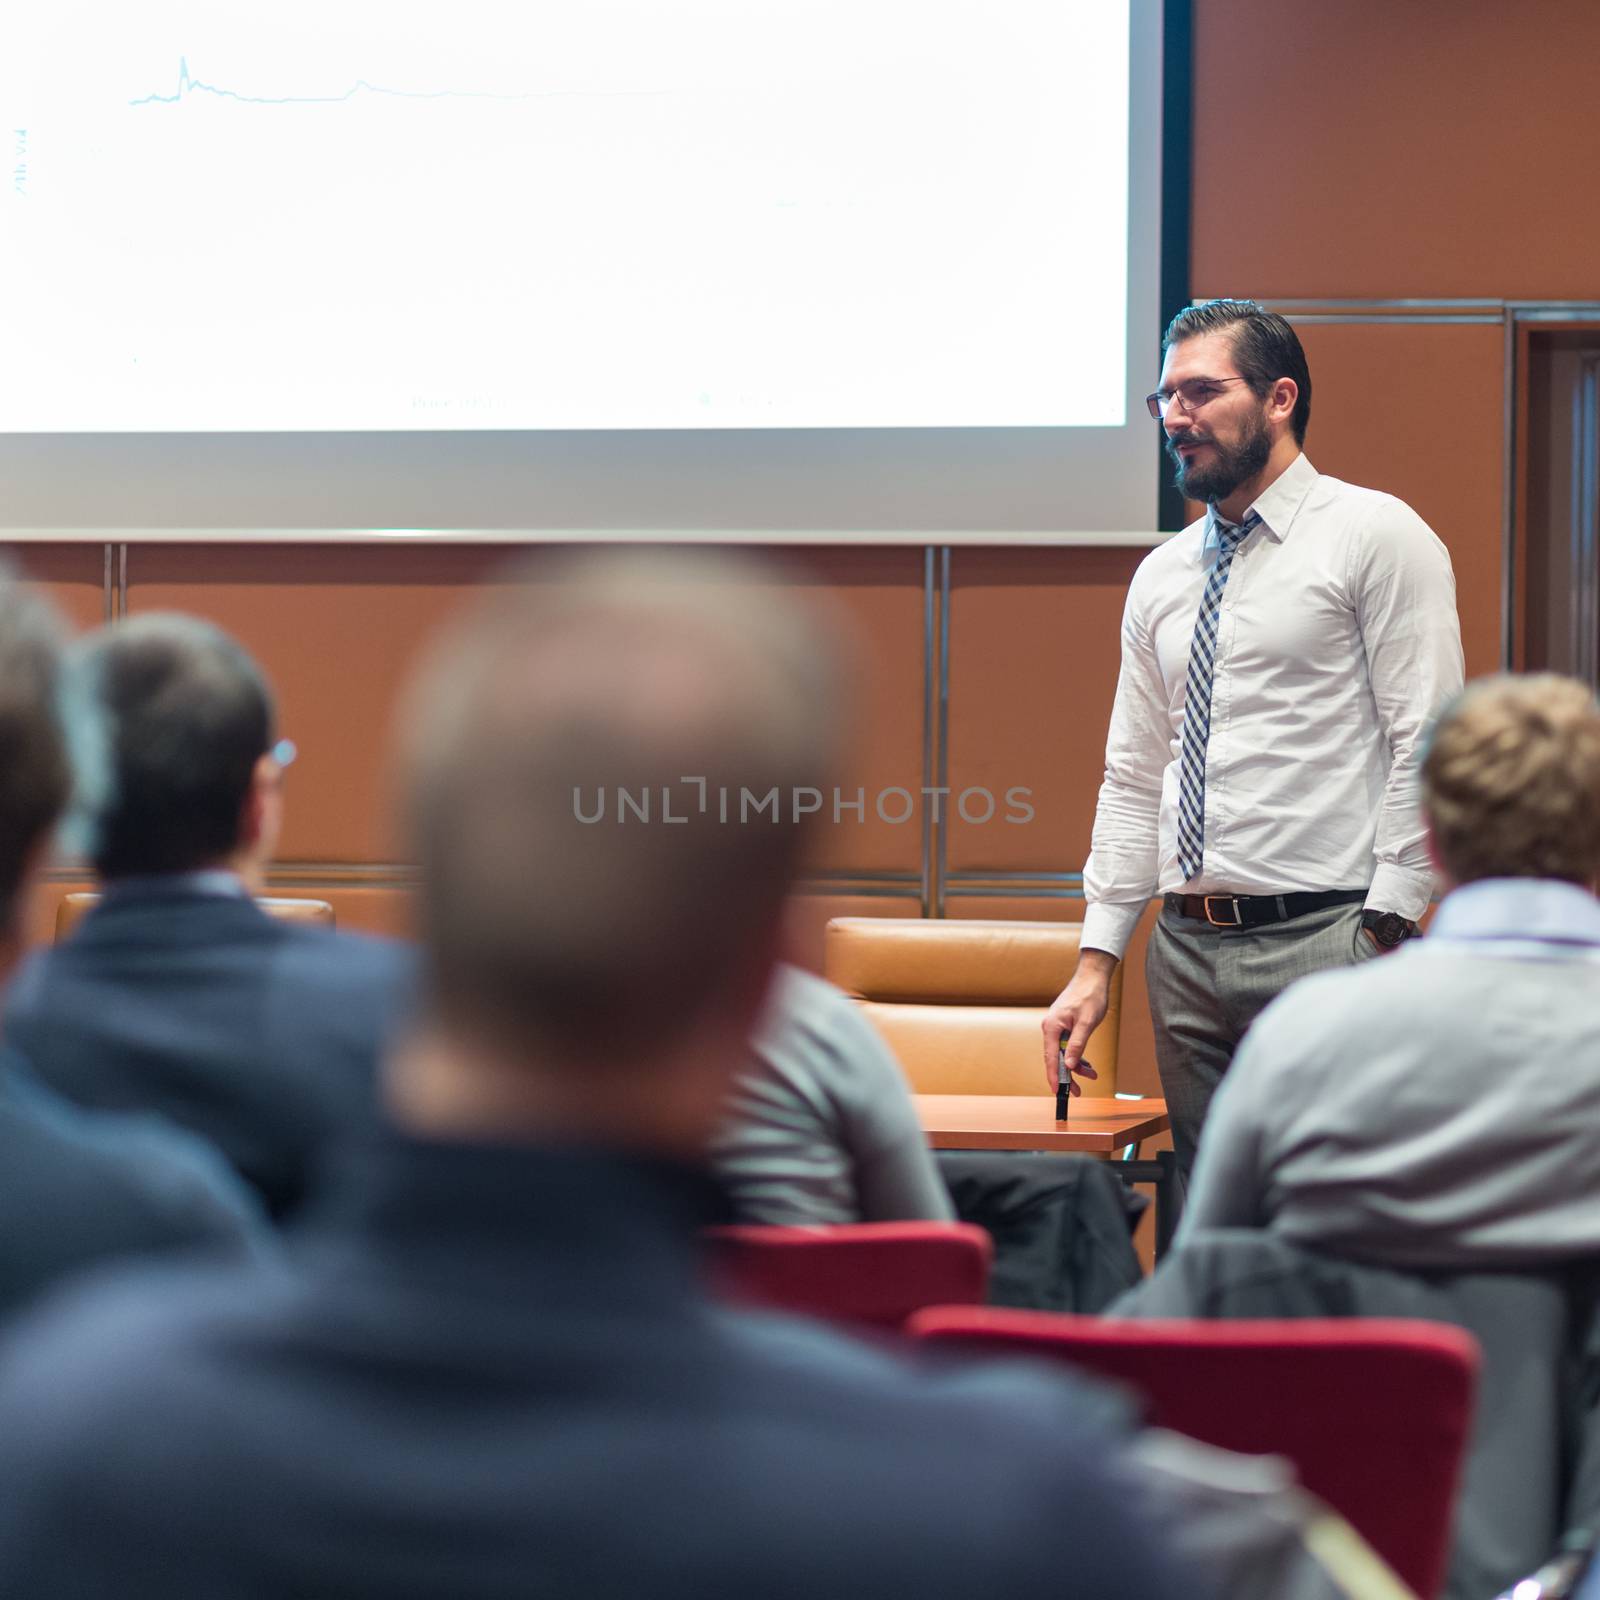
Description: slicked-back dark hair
0,570,72,934
1163,298,1312,445
80,615,276,879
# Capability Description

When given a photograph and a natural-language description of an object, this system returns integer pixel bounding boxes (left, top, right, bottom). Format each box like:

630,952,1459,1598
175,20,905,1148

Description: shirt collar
300,1131,729,1309
101,869,249,902
1202,451,1318,553
1428,878,1600,949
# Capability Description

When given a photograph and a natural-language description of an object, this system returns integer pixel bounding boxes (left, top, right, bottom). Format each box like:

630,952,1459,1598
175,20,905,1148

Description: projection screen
0,0,1165,540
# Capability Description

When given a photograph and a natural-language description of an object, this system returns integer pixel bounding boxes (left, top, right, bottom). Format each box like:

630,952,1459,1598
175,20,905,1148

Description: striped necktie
1176,510,1261,882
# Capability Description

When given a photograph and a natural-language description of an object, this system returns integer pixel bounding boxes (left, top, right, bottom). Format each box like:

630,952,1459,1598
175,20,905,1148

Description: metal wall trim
1503,313,1519,668
944,884,1087,901
920,545,935,917
793,881,926,901
265,864,417,886
799,870,921,886
946,870,1085,885
102,544,114,622
44,861,933,900
934,547,951,917
1574,359,1600,688
1284,314,1504,326
235,862,932,897
1266,298,1505,310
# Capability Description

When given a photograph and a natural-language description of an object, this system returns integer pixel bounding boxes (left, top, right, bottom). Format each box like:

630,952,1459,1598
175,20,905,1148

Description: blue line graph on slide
130,57,671,107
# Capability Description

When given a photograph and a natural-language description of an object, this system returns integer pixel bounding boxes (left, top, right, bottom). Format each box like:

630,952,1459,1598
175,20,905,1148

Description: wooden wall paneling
7,546,112,922
1287,321,1506,677
1514,322,1600,675
764,547,928,879
1191,0,1600,299
122,543,513,864
287,884,919,953
1,542,109,633
123,542,928,880
259,882,926,961
942,547,1147,882
783,889,922,977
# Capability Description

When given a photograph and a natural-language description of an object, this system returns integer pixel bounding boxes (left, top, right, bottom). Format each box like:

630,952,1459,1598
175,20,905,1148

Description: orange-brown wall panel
765,547,927,877
171,881,927,968
2,543,107,635
1193,0,1600,299
125,542,925,875
944,547,1145,876
124,543,511,864
1289,322,1504,677
784,891,922,978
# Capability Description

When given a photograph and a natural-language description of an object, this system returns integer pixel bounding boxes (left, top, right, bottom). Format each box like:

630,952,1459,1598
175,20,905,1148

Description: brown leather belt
1163,889,1367,929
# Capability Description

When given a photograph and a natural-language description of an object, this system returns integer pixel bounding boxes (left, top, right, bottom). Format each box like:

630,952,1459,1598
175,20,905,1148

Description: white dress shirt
1081,452,1464,959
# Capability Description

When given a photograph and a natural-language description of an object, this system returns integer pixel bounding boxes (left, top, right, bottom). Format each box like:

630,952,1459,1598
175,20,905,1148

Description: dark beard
1167,409,1272,504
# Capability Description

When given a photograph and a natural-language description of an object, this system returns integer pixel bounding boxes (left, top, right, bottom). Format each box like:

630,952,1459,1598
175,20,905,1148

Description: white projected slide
2,1,1130,433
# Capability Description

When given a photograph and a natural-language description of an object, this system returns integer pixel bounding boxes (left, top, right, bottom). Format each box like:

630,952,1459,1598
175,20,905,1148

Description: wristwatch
1361,910,1417,949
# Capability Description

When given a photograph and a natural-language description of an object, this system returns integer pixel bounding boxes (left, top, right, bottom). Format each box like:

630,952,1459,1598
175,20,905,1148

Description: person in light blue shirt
1179,673,1600,1269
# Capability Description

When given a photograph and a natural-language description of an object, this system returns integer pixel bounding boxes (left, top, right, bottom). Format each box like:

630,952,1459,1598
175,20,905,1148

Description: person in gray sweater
710,964,954,1226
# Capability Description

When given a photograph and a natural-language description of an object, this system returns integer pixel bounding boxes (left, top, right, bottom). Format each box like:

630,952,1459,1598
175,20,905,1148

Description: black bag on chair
937,1151,1146,1313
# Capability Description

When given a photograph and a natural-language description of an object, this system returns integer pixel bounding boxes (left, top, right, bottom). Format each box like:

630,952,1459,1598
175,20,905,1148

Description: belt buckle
1203,895,1244,927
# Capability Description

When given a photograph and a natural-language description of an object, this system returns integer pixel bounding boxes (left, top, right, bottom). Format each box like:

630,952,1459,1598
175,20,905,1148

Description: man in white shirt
1179,674,1600,1265
1042,299,1464,1185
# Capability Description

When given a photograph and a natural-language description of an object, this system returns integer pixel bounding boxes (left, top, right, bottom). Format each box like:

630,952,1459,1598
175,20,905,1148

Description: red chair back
707,1223,992,1331
909,1306,1478,1600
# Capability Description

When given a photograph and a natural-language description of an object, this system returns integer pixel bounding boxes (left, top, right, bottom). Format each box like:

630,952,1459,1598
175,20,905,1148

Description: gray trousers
1145,900,1375,1187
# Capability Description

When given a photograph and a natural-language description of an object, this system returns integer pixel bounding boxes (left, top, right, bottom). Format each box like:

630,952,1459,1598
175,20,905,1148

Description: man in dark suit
4,614,412,1217
0,552,1191,1600
0,572,264,1321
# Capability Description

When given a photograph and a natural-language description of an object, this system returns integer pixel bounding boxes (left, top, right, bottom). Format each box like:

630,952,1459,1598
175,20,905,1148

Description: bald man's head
402,549,847,1074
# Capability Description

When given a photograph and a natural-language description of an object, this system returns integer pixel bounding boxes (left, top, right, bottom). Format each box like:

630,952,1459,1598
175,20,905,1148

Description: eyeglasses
1144,376,1253,420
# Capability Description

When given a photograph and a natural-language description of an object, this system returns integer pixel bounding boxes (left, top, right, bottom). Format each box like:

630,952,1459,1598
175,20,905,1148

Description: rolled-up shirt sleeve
1352,502,1465,922
1081,578,1171,960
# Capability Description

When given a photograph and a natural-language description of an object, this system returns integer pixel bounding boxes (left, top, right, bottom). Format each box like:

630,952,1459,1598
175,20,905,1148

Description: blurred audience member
0,553,1190,1600
710,963,954,1224
0,574,263,1321
1178,674,1600,1266
5,615,413,1217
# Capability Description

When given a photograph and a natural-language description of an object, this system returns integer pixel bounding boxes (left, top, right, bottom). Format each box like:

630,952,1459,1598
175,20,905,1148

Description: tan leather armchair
54,891,336,943
823,918,1123,1097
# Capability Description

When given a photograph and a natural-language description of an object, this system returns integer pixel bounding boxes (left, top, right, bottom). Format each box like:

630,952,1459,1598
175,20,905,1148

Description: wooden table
915,1094,1178,1258
915,1094,1168,1154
